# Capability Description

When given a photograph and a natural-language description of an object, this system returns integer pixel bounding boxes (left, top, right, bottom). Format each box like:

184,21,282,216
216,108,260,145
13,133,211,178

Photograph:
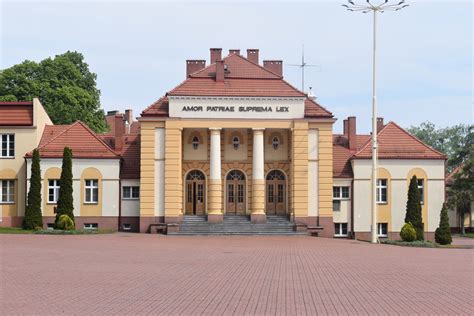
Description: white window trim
48,179,60,204
333,186,350,200
0,180,15,204
377,223,388,237
334,223,348,237
84,223,98,230
0,134,15,158
417,179,424,205
84,179,99,204
376,179,388,204
122,186,140,200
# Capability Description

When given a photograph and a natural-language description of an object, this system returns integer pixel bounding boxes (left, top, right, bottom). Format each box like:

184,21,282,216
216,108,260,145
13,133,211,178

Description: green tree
408,122,473,172
435,203,452,245
23,149,43,229
55,147,75,228
447,156,473,234
405,175,424,240
0,51,107,132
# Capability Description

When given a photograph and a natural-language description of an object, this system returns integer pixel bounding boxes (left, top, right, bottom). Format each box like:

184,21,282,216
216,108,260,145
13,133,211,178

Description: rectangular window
0,180,15,203
84,179,99,203
376,179,388,203
277,184,284,203
267,184,274,203
84,223,98,230
237,184,244,204
123,186,139,199
417,179,424,204
333,186,350,199
1,134,15,158
332,200,341,212
377,223,388,237
48,179,60,204
228,184,234,203
334,223,348,237
122,223,131,231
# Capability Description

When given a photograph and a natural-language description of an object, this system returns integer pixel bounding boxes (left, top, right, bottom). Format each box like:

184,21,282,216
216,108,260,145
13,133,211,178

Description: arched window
266,170,286,181
272,136,280,150
186,170,205,181
232,136,240,150
226,170,245,181
192,136,200,150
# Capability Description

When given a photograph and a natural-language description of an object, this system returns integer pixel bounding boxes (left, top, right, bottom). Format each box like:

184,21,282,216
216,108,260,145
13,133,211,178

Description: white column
252,128,265,181
209,128,222,180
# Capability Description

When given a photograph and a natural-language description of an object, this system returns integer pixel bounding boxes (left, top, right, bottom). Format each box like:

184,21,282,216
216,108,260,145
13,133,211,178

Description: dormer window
232,136,240,150
272,136,280,150
192,136,200,150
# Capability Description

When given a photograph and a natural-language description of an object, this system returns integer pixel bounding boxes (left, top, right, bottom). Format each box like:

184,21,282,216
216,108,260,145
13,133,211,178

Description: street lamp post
342,0,409,244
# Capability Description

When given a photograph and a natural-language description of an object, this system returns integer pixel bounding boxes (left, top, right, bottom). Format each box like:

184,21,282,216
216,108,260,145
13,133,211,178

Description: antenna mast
288,44,320,92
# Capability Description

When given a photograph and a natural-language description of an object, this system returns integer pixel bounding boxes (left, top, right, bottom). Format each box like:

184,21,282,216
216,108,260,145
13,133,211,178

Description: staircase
168,215,305,236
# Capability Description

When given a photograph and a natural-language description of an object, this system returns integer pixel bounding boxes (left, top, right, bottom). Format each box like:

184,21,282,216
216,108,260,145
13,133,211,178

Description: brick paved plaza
1,234,473,315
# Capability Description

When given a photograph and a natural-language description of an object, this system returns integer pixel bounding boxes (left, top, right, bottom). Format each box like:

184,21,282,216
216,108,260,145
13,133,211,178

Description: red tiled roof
304,98,333,118
446,164,463,186
141,96,169,117
30,121,120,159
120,134,140,179
333,134,370,178
353,122,446,160
0,102,33,126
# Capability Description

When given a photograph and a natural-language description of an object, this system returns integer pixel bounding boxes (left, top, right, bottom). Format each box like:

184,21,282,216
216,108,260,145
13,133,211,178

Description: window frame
334,223,348,237
333,186,350,200
47,179,60,204
377,223,388,237
122,186,140,200
84,223,98,230
376,179,388,204
0,180,15,204
84,179,99,204
417,179,424,205
0,134,15,158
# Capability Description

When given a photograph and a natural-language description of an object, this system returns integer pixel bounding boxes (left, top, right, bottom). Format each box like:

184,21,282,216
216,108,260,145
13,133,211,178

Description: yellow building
0,99,52,227
138,48,336,235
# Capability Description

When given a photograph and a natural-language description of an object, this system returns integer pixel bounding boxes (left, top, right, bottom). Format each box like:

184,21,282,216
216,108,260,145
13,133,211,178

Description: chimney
216,60,225,82
347,116,357,151
263,60,283,76
229,49,240,55
107,110,118,116
247,49,259,64
186,60,206,78
377,117,384,133
124,109,133,124
114,114,125,152
210,48,222,64
343,119,348,135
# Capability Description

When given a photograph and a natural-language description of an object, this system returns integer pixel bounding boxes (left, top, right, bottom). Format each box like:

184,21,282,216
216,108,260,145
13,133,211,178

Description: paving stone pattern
0,234,473,315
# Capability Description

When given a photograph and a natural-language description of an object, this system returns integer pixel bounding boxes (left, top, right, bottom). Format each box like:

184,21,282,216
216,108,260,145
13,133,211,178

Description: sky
1,0,472,133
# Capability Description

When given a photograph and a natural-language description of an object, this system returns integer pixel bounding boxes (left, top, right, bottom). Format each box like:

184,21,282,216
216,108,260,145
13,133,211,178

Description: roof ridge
305,97,333,116
36,121,79,151
352,122,391,157
229,53,283,78
142,95,167,116
74,121,121,157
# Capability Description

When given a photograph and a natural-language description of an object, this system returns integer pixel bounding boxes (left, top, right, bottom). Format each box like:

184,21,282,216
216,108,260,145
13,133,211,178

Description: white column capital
252,128,265,134
209,128,222,135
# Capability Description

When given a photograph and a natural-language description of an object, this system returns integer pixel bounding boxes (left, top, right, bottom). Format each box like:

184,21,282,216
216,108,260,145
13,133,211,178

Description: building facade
0,99,52,227
139,48,336,235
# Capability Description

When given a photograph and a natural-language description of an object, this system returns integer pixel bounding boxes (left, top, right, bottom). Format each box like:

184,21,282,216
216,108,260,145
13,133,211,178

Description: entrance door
185,170,206,215
266,170,286,216
226,170,246,215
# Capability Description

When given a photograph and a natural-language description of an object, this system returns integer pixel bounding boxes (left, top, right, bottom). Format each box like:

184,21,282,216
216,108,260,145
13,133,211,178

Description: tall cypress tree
435,203,452,245
405,175,424,240
23,149,43,229
55,147,75,227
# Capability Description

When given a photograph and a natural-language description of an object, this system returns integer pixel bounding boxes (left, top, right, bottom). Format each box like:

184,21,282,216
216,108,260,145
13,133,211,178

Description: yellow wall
407,168,428,231
377,167,392,231
0,168,18,216
164,121,183,217
291,121,309,217
80,167,103,216
43,167,61,216
139,121,157,217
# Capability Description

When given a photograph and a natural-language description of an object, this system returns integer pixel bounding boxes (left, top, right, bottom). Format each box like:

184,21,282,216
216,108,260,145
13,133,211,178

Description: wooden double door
226,170,246,215
266,170,286,216
185,170,206,215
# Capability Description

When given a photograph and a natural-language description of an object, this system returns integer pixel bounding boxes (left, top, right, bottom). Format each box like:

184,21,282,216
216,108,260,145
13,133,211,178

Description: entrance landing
169,215,304,235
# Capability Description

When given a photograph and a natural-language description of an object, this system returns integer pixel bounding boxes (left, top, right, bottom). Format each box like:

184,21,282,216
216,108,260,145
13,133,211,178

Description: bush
400,222,417,242
405,175,424,240
23,149,43,229
435,203,452,245
56,215,75,230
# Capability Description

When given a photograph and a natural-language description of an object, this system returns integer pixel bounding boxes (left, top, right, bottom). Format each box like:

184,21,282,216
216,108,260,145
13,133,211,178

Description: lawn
0,226,115,235
0,227,34,234
458,232,474,238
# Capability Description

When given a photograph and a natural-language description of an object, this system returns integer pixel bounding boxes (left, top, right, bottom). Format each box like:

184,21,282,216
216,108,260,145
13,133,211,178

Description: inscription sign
181,106,290,113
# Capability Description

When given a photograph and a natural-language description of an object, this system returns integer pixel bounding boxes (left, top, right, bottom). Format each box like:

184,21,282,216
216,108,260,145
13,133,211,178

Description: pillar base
207,213,223,223
251,213,266,223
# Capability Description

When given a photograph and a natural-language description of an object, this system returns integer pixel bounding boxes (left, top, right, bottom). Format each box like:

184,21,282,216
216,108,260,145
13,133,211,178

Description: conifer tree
435,203,452,245
55,147,75,228
405,175,424,240
23,149,43,229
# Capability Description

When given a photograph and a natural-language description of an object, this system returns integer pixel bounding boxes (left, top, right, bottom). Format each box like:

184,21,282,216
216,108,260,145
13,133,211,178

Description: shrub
400,222,417,242
57,214,75,230
435,203,452,245
23,149,43,229
405,175,424,240
55,147,75,228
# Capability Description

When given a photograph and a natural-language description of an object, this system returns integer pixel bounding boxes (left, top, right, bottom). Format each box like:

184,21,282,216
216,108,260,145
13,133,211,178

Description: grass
457,232,474,238
0,227,115,235
381,239,470,249
0,227,34,234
